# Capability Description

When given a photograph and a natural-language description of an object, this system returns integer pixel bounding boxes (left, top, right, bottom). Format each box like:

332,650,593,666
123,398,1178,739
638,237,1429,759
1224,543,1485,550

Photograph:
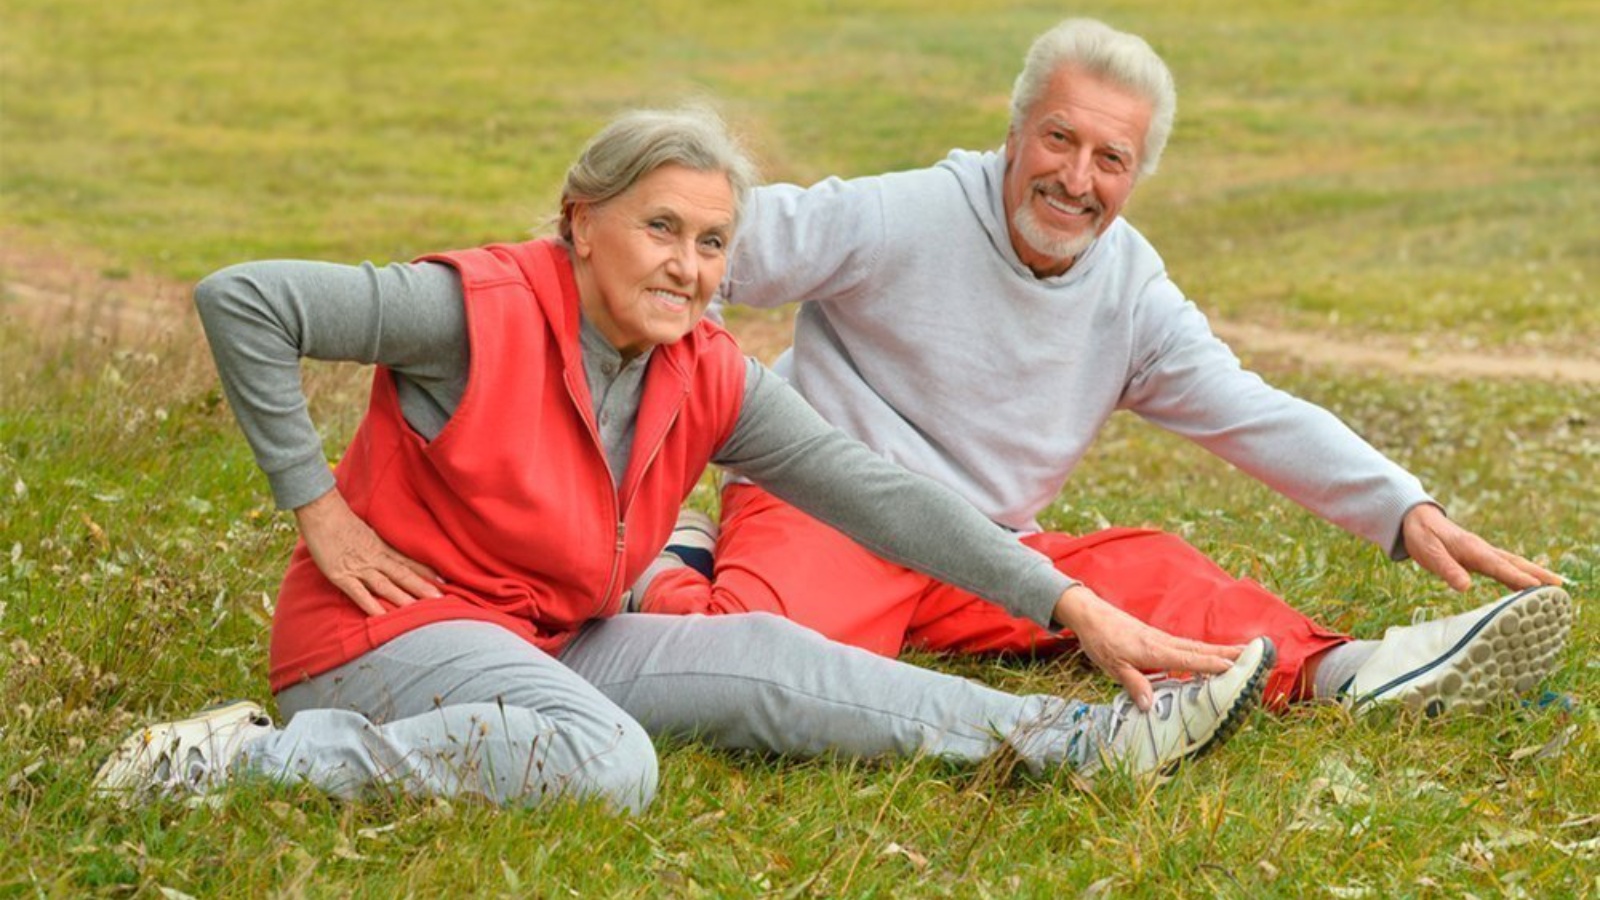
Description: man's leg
639,483,936,657
644,485,1336,708
909,528,1347,709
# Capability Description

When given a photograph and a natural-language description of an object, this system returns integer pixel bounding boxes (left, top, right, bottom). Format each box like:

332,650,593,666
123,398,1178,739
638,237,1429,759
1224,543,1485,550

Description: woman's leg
98,616,1268,803
564,613,1274,778
562,612,1099,774
252,621,658,811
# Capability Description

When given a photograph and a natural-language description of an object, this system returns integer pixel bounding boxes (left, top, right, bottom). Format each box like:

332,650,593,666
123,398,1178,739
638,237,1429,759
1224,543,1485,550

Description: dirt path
0,231,195,345
1207,320,1600,386
4,229,1597,385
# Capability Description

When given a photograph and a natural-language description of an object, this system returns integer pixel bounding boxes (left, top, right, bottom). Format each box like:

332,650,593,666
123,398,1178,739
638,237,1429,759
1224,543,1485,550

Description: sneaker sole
1356,586,1573,716
1165,637,1278,774
92,700,267,798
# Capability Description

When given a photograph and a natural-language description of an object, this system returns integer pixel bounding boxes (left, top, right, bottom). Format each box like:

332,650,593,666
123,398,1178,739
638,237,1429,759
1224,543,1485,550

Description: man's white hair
1009,18,1177,177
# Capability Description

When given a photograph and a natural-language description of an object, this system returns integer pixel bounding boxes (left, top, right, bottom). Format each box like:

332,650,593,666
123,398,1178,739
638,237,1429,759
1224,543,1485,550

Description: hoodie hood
936,147,1108,286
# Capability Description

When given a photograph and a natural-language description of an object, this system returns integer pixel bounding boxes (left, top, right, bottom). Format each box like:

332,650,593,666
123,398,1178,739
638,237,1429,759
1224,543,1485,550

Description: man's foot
1081,636,1276,777
93,700,273,803
1344,585,1573,716
663,508,717,580
622,508,720,611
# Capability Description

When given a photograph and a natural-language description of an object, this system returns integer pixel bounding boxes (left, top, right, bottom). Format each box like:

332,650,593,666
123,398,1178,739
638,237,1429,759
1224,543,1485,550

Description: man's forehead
1027,69,1150,142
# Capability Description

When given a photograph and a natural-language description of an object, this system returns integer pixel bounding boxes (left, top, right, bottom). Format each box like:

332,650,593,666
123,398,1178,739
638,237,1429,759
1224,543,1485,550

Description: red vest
268,239,746,691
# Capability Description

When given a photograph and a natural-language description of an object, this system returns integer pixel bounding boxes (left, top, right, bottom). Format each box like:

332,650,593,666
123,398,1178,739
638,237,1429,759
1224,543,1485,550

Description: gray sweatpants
249,614,1090,812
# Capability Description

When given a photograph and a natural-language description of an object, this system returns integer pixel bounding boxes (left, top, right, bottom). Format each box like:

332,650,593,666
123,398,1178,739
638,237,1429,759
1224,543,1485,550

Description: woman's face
570,164,736,359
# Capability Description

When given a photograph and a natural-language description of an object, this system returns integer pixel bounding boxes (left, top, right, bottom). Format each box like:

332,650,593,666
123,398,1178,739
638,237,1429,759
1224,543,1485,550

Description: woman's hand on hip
293,489,444,616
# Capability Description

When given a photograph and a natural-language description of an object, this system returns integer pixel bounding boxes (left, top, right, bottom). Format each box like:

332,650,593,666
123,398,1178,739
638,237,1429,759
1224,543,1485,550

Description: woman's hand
293,489,444,616
1053,584,1246,711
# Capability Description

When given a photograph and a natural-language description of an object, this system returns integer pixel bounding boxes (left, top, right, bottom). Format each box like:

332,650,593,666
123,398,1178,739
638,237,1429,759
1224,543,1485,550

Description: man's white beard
1013,201,1098,265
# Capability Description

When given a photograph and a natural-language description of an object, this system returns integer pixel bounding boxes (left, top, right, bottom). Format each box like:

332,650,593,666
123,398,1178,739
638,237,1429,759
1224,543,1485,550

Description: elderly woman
95,108,1272,811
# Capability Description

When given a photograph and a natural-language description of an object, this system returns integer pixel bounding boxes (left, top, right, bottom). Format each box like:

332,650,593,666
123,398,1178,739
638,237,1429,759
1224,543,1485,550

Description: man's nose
1060,153,1094,197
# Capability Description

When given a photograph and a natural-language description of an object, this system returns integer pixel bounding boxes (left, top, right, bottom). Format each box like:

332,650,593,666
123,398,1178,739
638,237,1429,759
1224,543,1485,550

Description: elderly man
636,17,1571,714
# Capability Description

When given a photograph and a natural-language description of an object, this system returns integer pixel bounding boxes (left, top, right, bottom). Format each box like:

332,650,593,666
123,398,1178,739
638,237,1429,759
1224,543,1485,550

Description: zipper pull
612,520,630,613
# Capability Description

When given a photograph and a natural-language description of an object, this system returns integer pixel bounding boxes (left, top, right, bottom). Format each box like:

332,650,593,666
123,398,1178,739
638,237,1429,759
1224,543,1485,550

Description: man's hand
293,489,444,616
1052,584,1247,711
1401,503,1562,593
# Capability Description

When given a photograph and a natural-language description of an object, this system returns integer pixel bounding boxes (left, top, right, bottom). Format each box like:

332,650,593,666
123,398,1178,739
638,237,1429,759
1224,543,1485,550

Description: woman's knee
435,702,660,813
558,713,658,814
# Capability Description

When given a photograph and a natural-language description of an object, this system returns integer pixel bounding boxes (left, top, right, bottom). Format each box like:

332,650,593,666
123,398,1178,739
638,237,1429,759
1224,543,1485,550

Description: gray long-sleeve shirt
193,258,1074,628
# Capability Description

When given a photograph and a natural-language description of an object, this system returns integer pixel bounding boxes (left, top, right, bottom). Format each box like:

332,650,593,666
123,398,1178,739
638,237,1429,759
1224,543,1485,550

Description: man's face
1003,65,1153,277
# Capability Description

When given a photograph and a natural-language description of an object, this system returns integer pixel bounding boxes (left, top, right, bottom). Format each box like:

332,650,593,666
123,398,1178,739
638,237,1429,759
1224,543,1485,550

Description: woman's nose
664,239,698,283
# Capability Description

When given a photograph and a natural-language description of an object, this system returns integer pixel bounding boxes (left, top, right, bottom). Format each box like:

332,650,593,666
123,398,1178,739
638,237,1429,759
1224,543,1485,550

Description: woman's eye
701,235,726,252
647,219,672,234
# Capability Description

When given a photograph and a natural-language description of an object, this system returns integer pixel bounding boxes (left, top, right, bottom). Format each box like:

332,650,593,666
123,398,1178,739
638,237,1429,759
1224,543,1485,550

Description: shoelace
1106,678,1208,746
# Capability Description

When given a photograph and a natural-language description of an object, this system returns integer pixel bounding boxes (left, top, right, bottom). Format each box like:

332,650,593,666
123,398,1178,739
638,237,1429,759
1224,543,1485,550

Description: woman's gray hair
1009,18,1177,178
558,105,759,242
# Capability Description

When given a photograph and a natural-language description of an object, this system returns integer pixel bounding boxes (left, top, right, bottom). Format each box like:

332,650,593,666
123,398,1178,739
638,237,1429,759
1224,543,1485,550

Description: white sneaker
93,700,274,803
1083,636,1276,777
1345,585,1573,716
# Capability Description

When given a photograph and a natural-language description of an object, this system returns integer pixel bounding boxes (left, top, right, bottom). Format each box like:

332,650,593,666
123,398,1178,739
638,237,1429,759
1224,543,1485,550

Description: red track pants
643,483,1348,708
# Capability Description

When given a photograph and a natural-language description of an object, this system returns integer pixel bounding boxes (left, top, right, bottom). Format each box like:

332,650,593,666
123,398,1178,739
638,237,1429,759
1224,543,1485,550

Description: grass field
3,0,1597,897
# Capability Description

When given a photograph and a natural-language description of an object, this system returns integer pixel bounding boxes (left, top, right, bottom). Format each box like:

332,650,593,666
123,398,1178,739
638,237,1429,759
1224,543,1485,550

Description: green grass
3,0,1598,896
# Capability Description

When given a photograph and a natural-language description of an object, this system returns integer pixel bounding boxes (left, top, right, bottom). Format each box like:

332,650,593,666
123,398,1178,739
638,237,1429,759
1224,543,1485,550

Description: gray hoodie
722,149,1432,553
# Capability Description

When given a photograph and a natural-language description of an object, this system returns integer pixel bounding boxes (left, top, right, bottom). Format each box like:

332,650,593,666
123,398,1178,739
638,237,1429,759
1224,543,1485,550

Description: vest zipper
568,366,690,619
607,395,685,617
565,371,626,620
600,520,626,612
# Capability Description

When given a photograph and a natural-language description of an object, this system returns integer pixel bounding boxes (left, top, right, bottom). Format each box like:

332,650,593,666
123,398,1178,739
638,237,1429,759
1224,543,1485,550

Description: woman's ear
569,202,594,258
